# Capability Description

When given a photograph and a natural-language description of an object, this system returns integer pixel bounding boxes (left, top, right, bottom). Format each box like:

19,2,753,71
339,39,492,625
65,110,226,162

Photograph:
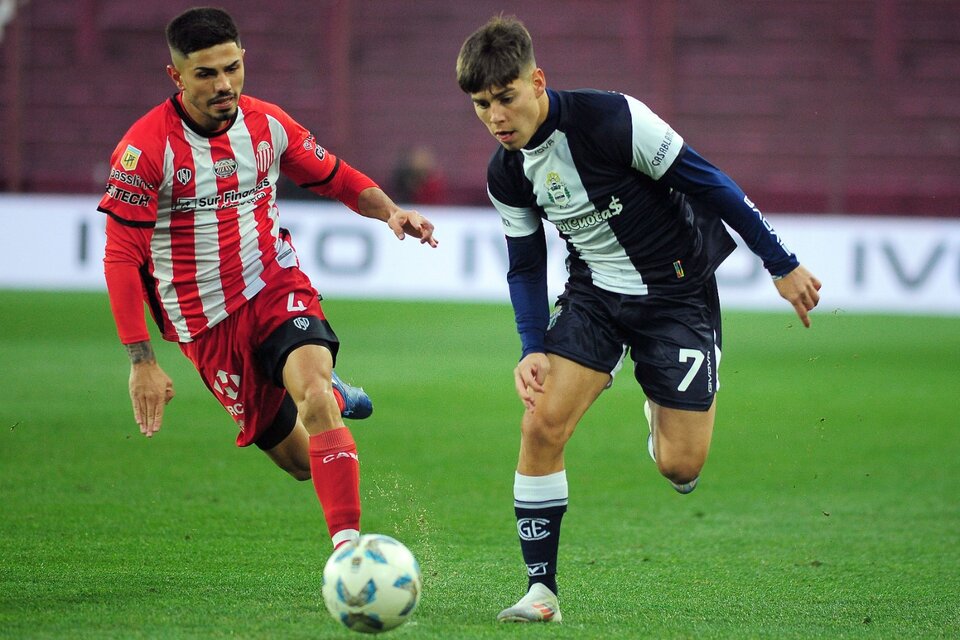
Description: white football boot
496,583,562,623
645,400,656,462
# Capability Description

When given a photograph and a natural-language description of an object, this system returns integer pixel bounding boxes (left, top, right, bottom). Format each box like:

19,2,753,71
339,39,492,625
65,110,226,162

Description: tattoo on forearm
125,341,156,364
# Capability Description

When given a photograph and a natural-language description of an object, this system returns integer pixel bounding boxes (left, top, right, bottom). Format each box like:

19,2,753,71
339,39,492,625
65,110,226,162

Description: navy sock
515,505,565,595
513,471,568,596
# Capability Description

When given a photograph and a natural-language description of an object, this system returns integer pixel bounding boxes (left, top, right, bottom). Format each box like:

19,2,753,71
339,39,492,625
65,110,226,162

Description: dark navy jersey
486,89,799,357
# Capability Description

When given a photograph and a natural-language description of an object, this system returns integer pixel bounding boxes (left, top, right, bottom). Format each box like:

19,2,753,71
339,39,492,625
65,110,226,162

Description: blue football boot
331,370,373,419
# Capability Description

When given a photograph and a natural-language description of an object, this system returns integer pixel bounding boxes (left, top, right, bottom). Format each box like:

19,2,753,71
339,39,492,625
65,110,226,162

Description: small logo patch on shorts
547,306,563,331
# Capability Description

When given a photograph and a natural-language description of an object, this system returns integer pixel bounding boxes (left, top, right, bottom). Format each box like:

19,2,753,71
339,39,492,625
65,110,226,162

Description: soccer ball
321,534,422,634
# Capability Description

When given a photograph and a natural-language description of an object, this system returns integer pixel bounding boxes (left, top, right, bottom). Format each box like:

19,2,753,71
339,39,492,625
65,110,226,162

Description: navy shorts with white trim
544,275,722,411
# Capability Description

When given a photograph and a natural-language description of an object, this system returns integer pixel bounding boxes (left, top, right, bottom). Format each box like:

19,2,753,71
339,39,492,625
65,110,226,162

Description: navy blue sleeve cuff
506,228,550,359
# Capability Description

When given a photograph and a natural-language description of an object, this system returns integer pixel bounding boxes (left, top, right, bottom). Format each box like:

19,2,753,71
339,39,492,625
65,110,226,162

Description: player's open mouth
495,130,515,143
210,95,235,108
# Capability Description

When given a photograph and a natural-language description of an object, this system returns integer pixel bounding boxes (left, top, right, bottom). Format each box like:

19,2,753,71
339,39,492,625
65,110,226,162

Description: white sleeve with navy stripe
625,94,685,180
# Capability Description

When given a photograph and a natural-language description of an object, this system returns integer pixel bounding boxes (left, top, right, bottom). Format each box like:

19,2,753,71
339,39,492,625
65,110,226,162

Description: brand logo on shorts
213,370,240,400
293,317,311,331
706,350,714,394
212,370,244,422
547,306,562,331
517,518,551,541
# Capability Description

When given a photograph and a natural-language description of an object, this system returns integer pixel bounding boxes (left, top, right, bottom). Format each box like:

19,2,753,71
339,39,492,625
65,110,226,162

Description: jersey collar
170,93,239,138
523,89,560,151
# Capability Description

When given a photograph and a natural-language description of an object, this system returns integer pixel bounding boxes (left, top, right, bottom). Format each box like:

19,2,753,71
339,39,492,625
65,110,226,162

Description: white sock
514,470,568,509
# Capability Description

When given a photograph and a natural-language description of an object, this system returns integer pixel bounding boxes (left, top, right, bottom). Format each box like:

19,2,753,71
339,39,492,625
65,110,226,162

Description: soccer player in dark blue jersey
457,16,822,623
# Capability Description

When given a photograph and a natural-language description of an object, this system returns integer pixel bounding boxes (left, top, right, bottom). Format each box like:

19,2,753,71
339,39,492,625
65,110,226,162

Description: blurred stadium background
1,0,959,216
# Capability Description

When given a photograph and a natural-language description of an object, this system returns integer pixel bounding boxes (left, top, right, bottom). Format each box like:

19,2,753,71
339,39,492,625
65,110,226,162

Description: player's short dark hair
456,15,536,94
166,7,240,57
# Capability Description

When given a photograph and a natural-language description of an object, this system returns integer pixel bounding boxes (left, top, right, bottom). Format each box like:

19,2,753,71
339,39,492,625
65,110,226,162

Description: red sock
309,427,361,541
331,388,346,413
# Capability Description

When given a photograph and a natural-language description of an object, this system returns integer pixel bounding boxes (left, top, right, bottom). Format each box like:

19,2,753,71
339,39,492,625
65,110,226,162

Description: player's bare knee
656,457,703,485
522,415,571,452
296,383,337,427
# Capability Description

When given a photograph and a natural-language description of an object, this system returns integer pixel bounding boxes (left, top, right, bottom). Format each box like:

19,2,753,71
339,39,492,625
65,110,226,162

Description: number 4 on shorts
287,293,307,312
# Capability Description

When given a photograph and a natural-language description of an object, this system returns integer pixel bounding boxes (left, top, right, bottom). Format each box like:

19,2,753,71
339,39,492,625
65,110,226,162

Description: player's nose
214,73,233,93
488,104,507,124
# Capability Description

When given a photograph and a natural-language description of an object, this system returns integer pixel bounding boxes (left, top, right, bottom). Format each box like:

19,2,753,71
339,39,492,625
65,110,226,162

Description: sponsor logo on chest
171,176,272,211
553,195,624,234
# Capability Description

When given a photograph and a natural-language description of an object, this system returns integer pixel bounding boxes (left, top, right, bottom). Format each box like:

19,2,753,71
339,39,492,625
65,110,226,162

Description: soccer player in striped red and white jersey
100,7,437,551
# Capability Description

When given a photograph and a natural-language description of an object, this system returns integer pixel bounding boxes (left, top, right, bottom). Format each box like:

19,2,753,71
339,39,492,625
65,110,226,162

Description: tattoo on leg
125,341,156,364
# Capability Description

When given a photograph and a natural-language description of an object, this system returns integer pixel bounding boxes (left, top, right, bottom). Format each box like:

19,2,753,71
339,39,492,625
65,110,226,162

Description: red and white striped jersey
100,94,377,343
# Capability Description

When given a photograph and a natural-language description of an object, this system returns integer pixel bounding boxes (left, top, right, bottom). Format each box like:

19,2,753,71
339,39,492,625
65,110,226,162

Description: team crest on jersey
214,158,238,178
120,145,142,171
544,172,571,207
176,167,193,185
255,140,274,173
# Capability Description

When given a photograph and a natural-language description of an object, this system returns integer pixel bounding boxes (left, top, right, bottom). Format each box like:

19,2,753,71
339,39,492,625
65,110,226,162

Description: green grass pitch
1,291,957,639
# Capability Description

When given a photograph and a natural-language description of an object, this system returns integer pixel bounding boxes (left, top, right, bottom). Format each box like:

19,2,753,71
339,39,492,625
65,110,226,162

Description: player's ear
166,65,184,91
531,67,546,96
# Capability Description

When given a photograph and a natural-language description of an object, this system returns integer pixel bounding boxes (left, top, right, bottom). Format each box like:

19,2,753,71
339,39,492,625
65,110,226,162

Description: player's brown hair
456,15,536,94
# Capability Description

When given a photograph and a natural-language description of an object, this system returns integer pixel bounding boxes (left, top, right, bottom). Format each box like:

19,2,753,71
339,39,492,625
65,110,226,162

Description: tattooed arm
125,340,175,438
125,340,157,364
103,216,175,437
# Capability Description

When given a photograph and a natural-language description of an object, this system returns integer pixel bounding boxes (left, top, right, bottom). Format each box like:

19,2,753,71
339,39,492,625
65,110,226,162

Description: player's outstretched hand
515,352,550,412
388,208,439,248
129,362,175,438
774,264,822,328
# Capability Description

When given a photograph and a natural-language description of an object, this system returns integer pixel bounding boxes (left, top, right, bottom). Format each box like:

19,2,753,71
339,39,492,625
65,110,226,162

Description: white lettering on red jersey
99,94,375,343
